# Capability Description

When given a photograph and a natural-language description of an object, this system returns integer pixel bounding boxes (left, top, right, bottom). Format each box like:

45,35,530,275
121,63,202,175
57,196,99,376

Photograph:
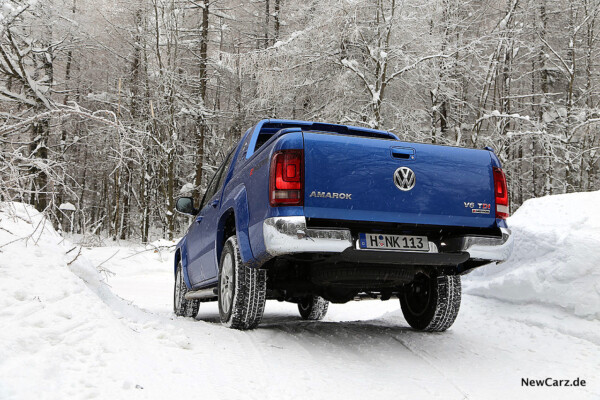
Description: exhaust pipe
184,287,218,300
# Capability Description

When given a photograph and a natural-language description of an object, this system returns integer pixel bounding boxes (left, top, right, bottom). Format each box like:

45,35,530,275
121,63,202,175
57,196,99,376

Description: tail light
270,149,304,206
493,167,509,219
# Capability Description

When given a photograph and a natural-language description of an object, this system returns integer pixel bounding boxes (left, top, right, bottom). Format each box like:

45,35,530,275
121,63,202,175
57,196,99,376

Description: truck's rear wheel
298,296,329,320
400,273,461,332
174,261,200,318
218,236,267,330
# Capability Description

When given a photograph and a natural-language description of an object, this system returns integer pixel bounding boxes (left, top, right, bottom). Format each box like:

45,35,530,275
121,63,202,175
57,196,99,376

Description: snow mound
0,203,190,399
464,191,600,319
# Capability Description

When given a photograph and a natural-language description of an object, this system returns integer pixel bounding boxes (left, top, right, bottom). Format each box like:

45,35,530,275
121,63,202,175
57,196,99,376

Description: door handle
209,200,219,208
195,215,203,224
390,147,415,160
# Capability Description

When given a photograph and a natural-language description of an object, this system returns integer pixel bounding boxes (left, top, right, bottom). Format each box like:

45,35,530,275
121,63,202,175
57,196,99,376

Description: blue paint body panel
175,119,504,290
302,132,496,228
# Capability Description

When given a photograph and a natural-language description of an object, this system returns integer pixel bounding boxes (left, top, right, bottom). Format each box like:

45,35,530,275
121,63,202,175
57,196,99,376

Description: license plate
358,233,429,251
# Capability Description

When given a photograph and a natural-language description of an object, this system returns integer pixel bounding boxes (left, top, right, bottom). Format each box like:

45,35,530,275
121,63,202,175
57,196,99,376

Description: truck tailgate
303,132,496,228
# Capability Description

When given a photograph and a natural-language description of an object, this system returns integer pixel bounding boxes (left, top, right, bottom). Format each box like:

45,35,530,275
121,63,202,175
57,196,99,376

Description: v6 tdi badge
464,201,491,214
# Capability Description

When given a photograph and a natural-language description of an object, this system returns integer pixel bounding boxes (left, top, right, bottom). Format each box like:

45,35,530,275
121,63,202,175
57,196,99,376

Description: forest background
1,0,598,241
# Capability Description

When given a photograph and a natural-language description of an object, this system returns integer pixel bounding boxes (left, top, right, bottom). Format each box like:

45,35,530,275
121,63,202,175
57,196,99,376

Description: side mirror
175,197,197,215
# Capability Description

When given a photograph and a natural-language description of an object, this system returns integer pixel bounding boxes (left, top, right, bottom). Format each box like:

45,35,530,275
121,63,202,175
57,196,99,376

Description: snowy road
77,245,600,400
2,197,599,400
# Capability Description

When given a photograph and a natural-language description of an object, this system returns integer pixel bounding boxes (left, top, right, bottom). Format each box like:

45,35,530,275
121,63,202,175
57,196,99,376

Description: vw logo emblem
394,167,416,191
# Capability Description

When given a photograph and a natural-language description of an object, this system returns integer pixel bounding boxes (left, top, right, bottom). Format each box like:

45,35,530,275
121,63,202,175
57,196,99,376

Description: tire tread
298,296,329,320
400,274,461,332
174,263,200,318
221,236,267,330
422,275,461,332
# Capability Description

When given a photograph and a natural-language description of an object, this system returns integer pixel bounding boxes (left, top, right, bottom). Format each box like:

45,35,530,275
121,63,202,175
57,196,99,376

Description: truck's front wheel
173,261,200,318
400,273,461,332
218,236,267,330
298,296,329,320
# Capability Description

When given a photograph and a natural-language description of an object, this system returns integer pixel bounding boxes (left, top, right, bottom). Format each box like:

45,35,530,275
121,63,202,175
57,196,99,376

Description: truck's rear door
302,131,496,228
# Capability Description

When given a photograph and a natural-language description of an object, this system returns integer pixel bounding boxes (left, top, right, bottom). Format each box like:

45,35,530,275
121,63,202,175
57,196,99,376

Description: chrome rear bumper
262,217,513,263
452,227,513,262
263,216,353,256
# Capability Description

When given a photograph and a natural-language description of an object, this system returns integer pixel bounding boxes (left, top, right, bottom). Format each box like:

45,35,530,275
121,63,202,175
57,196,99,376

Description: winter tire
400,273,461,332
298,296,329,320
218,236,267,330
173,261,200,318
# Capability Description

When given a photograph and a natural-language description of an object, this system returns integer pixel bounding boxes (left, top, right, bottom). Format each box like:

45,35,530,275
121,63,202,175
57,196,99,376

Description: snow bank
464,191,600,319
0,203,191,399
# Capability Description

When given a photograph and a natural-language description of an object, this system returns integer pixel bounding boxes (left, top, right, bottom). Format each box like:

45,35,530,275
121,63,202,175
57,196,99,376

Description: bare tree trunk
167,151,175,240
57,0,76,228
581,0,596,191
273,0,281,44
531,59,538,197
537,0,553,195
194,0,209,205
30,7,55,212
141,161,150,242
120,168,131,240
78,147,88,234
565,1,577,193
265,0,270,48
29,119,50,212
112,166,121,240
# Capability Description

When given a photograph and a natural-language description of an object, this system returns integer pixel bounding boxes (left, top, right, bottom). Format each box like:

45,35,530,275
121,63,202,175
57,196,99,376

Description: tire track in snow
391,333,470,399
257,318,468,399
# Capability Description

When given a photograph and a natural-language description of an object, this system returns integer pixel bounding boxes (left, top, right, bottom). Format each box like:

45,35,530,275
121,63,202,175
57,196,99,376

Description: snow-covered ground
1,194,599,400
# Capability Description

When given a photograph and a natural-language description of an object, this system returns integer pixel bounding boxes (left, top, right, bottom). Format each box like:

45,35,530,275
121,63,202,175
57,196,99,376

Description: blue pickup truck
173,119,513,331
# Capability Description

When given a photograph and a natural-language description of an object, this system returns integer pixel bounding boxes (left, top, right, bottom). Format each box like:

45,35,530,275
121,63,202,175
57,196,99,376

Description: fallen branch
96,249,120,269
66,246,82,266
